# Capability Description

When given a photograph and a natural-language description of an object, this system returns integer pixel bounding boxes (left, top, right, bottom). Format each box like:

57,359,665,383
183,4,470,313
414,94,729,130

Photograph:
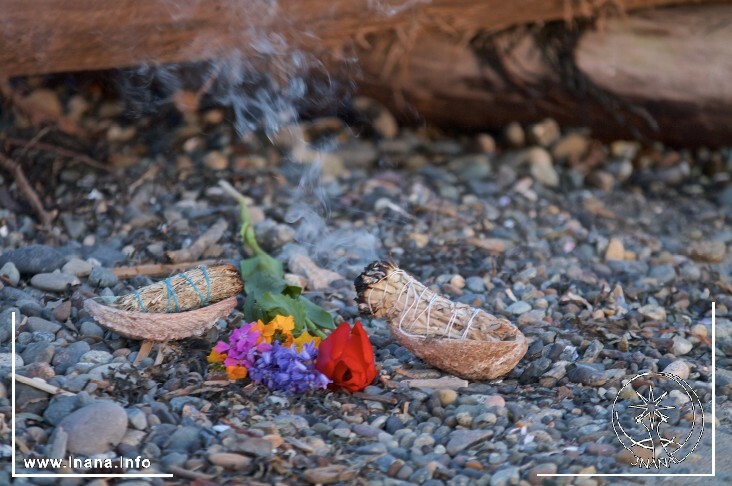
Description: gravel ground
0,75,731,485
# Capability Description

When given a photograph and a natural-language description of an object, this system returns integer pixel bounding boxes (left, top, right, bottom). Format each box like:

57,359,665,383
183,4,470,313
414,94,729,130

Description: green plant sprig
218,180,335,338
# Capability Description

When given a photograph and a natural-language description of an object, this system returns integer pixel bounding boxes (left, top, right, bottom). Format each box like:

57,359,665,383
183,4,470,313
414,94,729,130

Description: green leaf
245,272,286,298
240,255,283,280
302,297,335,329
257,292,308,333
282,285,302,299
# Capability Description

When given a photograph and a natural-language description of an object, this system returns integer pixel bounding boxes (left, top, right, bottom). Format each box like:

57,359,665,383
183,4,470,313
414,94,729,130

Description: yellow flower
268,314,295,333
207,350,226,363
292,331,321,351
226,365,248,380
257,315,296,345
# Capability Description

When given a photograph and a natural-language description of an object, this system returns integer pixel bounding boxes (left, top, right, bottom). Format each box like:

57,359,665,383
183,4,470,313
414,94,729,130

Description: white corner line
538,300,717,478
11,311,174,478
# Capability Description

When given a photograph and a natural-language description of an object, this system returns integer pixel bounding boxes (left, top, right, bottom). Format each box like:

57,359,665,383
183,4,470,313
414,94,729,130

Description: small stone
465,276,485,293
446,429,493,456
528,463,558,485
21,342,55,364
506,301,531,315
62,258,93,277
605,238,625,261
52,301,72,322
26,317,61,334
30,272,80,292
24,89,62,118
649,264,676,284
127,407,148,430
80,321,105,339
80,350,113,365
450,274,466,289
208,452,252,470
504,122,525,147
587,170,614,192
663,360,690,380
57,401,128,454
567,364,607,386
551,132,589,161
52,341,91,374
528,118,560,147
288,254,343,290
526,147,559,187
302,465,358,484
481,394,506,408
671,336,693,356
0,262,20,286
435,389,458,407
238,437,273,458
638,304,667,322
477,134,496,153
43,395,79,426
165,426,202,453
203,151,229,170
0,245,65,275
490,466,520,486
88,267,118,288
689,241,726,263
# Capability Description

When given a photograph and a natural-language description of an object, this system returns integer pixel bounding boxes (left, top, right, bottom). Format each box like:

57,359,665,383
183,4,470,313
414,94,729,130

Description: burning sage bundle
355,261,527,380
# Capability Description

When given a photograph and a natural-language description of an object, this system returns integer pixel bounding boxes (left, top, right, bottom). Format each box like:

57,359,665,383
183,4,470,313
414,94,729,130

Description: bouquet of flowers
211,181,377,394
209,315,377,394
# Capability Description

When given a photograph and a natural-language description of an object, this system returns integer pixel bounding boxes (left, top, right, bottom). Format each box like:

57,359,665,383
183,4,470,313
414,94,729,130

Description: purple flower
214,322,269,368
249,341,331,394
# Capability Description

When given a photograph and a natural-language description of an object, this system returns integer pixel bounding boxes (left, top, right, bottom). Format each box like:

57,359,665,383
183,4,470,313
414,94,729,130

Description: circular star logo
612,371,704,468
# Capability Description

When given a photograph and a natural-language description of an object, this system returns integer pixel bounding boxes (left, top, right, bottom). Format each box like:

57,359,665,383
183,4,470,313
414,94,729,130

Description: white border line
539,301,717,477
11,311,174,478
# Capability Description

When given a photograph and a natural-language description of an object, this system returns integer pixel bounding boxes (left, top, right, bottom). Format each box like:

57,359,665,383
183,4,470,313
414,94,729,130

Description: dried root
356,261,527,380
113,264,242,313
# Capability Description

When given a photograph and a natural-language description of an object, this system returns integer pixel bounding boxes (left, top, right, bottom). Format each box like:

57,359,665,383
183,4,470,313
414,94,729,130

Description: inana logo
612,371,705,469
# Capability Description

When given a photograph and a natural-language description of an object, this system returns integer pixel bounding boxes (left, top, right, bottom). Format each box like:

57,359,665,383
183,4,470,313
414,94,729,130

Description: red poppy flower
316,321,377,392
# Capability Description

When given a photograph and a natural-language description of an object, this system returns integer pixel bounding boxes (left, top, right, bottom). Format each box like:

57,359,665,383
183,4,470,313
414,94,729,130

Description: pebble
526,147,559,187
52,341,90,374
490,466,519,486
663,360,690,379
0,244,65,275
604,238,625,261
506,301,531,315
638,304,666,321
88,266,119,288
649,263,676,284
80,320,105,338
0,262,20,286
465,276,485,293
57,401,128,454
30,272,80,292
504,122,525,147
208,452,252,470
302,465,357,484
80,350,114,365
551,132,589,161
127,407,148,430
26,317,61,334
527,463,558,485
689,240,726,263
21,342,55,364
671,336,693,356
446,429,493,456
203,151,229,170
435,389,458,407
528,118,560,147
567,364,607,386
61,258,93,277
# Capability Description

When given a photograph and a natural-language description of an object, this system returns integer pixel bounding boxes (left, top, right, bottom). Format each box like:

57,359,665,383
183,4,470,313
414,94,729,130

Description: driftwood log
2,1,731,145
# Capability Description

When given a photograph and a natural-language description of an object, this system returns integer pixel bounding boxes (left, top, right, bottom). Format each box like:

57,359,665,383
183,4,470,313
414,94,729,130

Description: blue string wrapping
133,265,212,313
